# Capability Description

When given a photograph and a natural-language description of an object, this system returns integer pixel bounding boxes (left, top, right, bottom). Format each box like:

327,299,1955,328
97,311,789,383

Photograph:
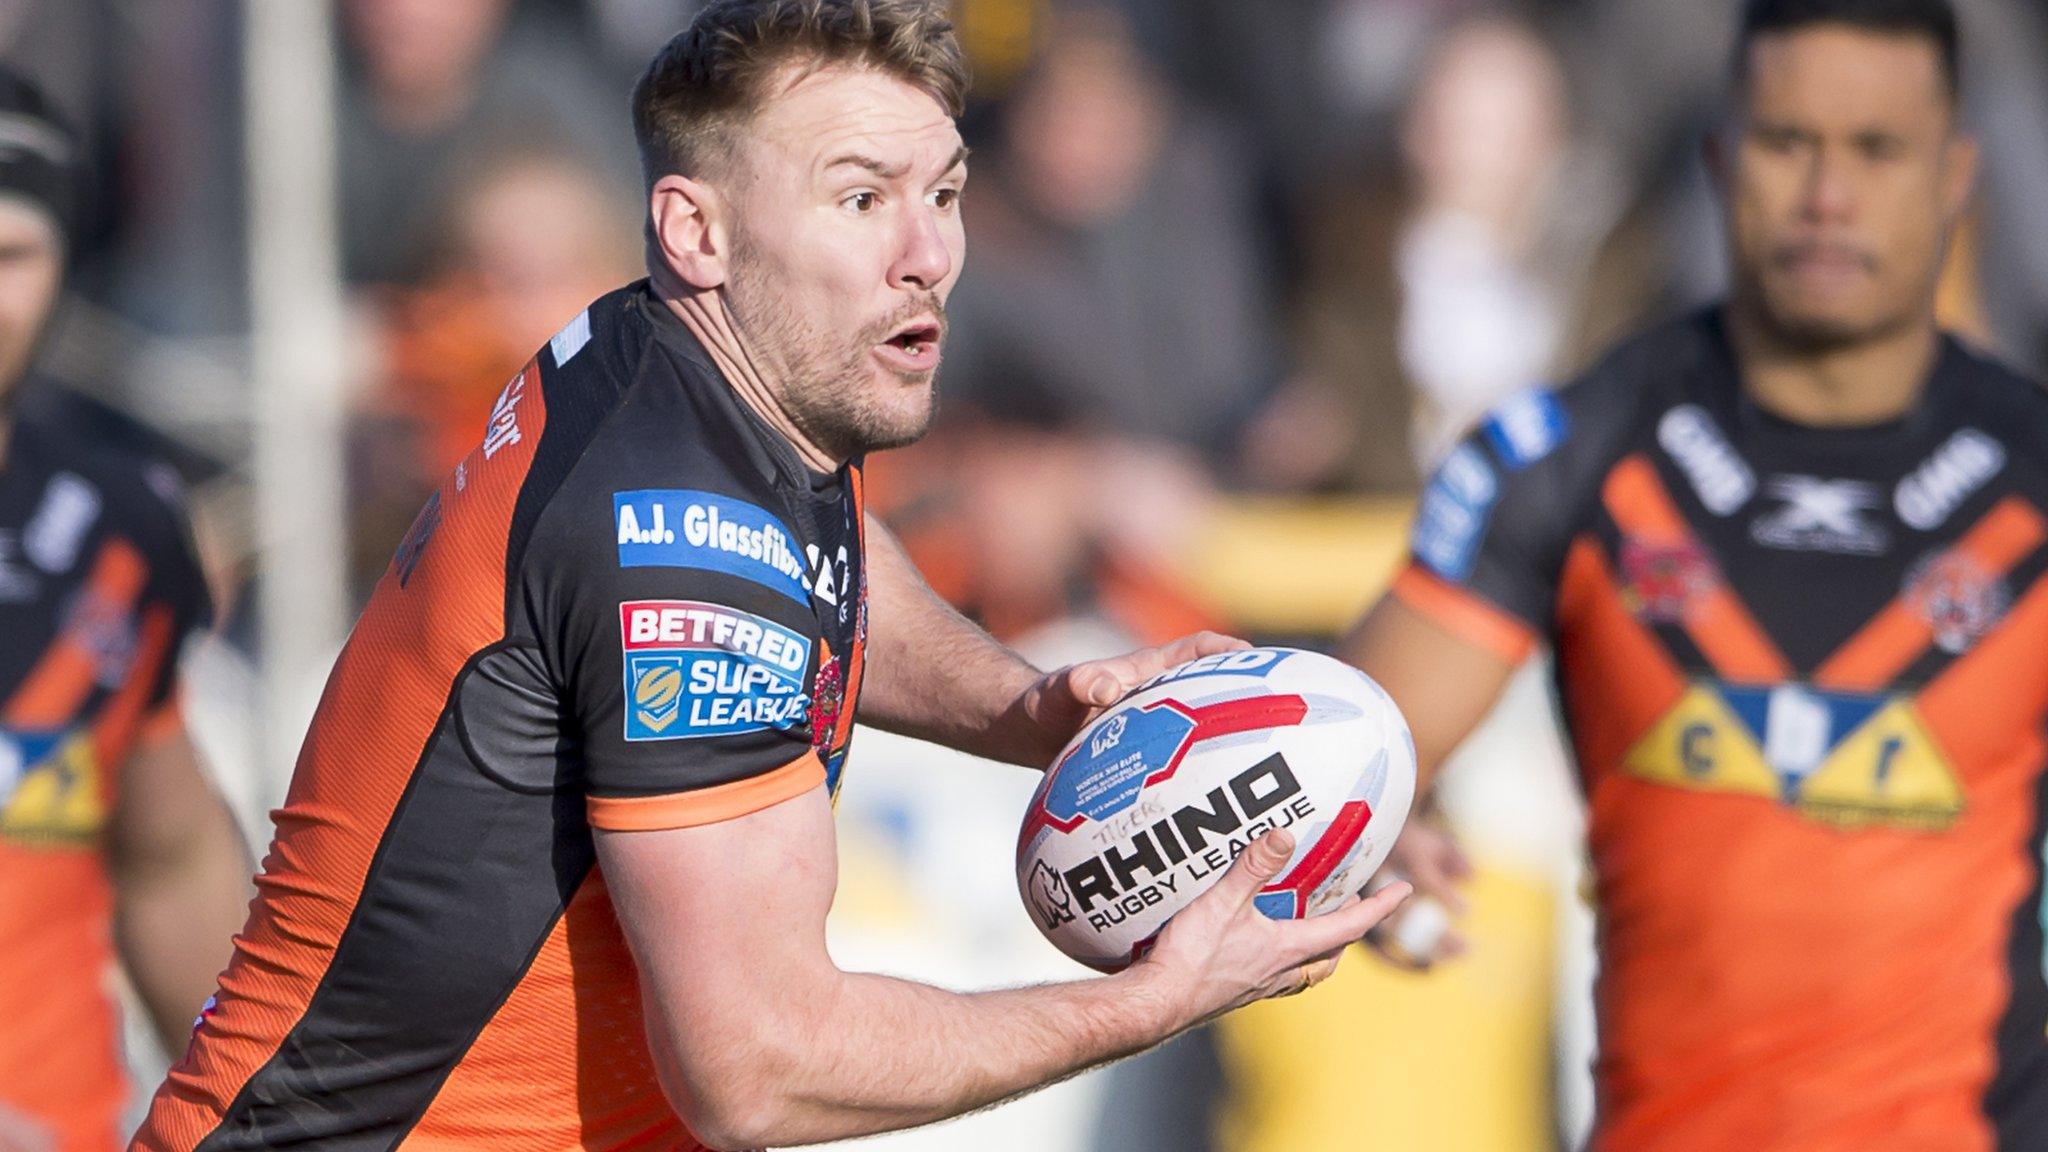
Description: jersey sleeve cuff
1389,563,1540,665
586,750,826,832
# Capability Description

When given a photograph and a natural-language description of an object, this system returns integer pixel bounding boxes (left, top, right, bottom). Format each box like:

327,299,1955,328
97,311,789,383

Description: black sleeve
527,478,824,830
1406,385,1590,635
131,460,215,713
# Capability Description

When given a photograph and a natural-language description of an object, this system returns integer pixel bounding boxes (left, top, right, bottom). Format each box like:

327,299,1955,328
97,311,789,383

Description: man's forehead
754,63,962,171
1744,26,1951,125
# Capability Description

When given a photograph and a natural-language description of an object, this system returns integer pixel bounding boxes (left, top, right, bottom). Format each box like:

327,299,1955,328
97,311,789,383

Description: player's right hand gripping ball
1016,647,1417,971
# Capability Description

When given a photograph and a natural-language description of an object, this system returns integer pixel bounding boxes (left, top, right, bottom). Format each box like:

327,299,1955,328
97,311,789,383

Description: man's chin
1759,297,1911,352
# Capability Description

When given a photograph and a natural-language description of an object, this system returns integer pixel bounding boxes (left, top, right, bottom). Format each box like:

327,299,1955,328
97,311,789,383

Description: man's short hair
1736,0,1961,97
632,0,969,187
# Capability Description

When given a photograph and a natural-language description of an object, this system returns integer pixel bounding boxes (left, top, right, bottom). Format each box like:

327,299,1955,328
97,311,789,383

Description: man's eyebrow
824,144,972,180
824,153,909,178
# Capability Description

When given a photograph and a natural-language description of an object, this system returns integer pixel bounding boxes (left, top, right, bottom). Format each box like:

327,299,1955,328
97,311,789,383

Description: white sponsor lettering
483,372,526,459
1751,476,1888,555
24,472,99,574
1896,428,2005,531
1658,405,1755,516
617,502,674,545
679,503,806,584
623,603,808,672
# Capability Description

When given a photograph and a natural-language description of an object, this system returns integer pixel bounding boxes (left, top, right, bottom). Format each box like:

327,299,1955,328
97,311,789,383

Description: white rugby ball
1016,647,1417,971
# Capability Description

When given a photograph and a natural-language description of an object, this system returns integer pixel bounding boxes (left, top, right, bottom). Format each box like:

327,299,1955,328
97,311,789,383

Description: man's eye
931,187,959,209
845,191,878,213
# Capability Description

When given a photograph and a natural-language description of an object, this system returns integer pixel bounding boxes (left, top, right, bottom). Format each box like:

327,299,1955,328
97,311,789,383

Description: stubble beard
724,238,945,464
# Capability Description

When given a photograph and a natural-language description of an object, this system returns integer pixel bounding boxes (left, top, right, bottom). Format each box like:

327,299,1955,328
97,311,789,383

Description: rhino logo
1089,713,1129,758
1028,859,1076,927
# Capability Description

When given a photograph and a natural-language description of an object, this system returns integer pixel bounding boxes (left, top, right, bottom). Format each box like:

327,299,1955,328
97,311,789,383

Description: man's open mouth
882,319,942,357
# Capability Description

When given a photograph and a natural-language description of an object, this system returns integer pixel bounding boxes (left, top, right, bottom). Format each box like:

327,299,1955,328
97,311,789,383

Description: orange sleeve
1388,563,1540,665
586,750,826,832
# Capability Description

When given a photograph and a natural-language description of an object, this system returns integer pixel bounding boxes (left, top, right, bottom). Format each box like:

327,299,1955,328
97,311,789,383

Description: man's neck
652,271,842,476
1725,297,1941,428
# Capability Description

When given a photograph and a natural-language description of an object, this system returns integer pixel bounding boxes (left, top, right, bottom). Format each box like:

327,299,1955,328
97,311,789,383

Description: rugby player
0,68,249,1152
1352,0,2048,1147
130,3,1410,1149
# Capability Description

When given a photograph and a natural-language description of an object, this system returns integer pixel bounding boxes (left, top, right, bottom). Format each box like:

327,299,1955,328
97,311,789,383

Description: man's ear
1703,119,1731,193
1940,131,1981,227
650,173,730,291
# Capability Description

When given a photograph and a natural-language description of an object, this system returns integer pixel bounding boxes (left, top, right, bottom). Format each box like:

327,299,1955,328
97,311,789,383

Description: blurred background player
0,67,248,1152
1351,0,2048,1147
130,4,1410,1149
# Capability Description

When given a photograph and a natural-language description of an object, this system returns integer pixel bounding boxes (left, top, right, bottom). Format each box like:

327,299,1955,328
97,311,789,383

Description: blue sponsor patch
1413,444,1499,581
1482,388,1570,472
615,489,810,603
1043,705,1200,824
620,599,811,741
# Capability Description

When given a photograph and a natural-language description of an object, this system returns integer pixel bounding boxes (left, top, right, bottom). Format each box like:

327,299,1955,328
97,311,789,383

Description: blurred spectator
1285,12,1661,476
869,5,1267,643
941,5,1284,457
337,0,634,286
347,142,638,597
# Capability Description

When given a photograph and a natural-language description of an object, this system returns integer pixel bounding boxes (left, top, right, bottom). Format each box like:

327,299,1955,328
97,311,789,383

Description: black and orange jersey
1390,311,2048,1151
133,283,868,1151
0,413,211,1152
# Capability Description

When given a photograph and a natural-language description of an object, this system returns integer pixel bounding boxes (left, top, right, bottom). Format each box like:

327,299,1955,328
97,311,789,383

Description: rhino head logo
1028,859,1076,927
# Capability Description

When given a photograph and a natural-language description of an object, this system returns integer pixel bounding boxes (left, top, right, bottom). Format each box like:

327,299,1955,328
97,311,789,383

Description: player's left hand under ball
1017,631,1252,766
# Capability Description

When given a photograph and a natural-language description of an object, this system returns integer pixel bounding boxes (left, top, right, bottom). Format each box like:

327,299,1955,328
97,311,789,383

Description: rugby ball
1016,647,1416,971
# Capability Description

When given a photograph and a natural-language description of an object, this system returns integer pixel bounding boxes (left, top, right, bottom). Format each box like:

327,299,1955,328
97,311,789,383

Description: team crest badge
1904,552,2009,655
1620,537,1718,624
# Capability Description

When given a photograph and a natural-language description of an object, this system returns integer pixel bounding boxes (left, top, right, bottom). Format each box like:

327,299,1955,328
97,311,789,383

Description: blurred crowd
8,0,2048,647
6,0,2048,1147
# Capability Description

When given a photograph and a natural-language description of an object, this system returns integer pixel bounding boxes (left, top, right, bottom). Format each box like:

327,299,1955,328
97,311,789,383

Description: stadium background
9,0,2046,1147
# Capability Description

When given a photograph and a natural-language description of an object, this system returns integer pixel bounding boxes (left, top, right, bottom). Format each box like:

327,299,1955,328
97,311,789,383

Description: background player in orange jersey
0,67,249,1152
130,4,1412,1150
1355,0,2048,1147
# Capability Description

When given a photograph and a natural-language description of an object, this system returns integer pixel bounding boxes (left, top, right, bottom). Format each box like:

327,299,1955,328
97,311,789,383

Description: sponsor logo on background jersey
1657,405,1755,516
1896,428,2004,531
615,489,810,603
25,471,100,574
1619,537,1719,624
1413,444,1499,581
1482,388,1570,471
1750,475,1889,555
482,372,526,460
620,600,810,741
1622,678,1960,830
1903,551,2009,654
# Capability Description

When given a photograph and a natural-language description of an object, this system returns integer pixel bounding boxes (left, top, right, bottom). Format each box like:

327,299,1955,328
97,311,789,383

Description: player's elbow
653,1021,813,1149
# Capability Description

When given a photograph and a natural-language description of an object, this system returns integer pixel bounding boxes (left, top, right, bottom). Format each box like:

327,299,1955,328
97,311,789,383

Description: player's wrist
1118,948,1206,1038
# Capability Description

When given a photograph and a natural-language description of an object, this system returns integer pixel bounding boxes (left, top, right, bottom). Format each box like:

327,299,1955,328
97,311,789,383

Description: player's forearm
114,834,251,1050
681,964,1181,1148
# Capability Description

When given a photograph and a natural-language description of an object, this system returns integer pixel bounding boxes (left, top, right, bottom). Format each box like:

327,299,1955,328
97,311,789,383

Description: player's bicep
1344,594,1520,786
596,784,838,1110
551,567,825,829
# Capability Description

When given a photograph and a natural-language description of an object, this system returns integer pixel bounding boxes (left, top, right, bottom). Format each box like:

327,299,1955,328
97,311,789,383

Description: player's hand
1015,632,1252,765
1137,829,1412,1028
1362,816,1472,970
0,1101,53,1152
